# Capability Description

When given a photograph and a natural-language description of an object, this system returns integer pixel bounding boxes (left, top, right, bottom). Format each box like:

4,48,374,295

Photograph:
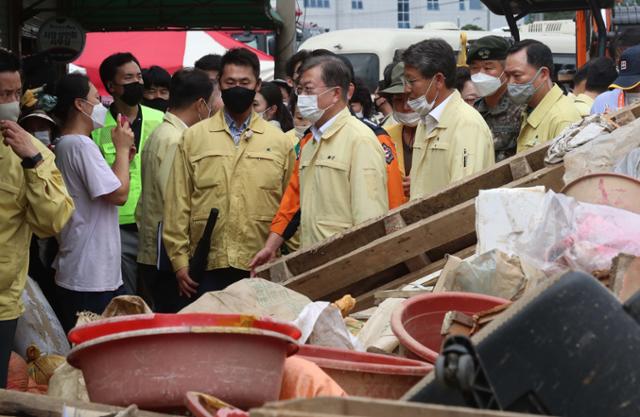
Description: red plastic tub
296,345,432,399
68,313,301,344
391,292,508,363
67,314,300,412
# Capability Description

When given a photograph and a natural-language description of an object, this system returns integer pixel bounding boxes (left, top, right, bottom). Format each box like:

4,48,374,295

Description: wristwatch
21,152,43,169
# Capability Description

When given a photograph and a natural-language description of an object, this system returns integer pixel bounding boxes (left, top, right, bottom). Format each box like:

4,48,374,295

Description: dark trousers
120,226,139,296
195,267,249,297
139,264,190,313
55,285,126,333
0,319,18,389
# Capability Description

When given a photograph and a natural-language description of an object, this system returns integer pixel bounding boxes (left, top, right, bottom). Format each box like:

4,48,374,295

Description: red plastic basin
296,345,432,399
68,313,301,344
391,292,508,363
67,317,300,412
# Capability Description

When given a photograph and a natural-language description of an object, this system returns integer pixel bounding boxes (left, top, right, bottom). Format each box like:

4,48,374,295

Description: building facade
301,0,507,31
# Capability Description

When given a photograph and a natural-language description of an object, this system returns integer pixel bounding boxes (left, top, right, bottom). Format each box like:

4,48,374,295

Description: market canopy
47,0,282,31
71,31,275,96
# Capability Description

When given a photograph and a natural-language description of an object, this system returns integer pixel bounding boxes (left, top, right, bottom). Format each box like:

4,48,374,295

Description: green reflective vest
92,105,164,225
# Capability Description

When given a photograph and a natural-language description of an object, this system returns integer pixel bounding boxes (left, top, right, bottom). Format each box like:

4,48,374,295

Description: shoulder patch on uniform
381,143,394,165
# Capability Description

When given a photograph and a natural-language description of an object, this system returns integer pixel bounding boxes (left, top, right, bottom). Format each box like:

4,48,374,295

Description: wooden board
0,390,178,417
279,164,564,301
355,246,476,311
256,142,552,281
605,101,640,128
251,396,546,417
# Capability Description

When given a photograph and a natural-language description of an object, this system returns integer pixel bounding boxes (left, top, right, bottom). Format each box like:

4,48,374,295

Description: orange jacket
271,123,405,239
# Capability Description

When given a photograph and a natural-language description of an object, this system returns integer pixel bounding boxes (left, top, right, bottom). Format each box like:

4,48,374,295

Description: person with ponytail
253,81,294,132
51,73,135,331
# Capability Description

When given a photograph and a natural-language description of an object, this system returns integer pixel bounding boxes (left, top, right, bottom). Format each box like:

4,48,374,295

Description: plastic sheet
515,191,640,275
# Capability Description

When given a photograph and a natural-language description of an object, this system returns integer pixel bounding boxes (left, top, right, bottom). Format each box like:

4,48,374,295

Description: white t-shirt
53,134,123,292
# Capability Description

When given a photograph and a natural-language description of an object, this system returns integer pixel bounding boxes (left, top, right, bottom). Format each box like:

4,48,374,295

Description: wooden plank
283,164,565,301
611,253,640,302
383,213,431,271
355,246,476,310
509,157,533,180
374,289,432,304
256,142,552,279
606,101,640,127
268,259,293,283
253,397,546,417
0,390,177,417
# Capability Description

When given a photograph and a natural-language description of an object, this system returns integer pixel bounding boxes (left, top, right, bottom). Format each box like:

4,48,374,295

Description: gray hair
402,38,457,89
299,55,350,101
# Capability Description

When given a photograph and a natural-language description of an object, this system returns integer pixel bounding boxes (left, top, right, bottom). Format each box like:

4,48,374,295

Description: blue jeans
55,285,126,332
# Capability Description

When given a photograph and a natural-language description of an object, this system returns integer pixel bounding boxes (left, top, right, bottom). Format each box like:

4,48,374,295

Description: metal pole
275,0,296,79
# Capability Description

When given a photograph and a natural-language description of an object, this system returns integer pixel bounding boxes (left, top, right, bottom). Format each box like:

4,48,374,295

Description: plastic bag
515,191,640,275
15,277,69,357
295,302,361,350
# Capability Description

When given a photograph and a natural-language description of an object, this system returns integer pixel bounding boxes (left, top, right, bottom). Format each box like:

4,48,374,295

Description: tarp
71,31,275,96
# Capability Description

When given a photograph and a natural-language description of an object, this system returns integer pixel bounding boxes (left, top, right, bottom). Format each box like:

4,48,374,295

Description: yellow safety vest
92,105,164,225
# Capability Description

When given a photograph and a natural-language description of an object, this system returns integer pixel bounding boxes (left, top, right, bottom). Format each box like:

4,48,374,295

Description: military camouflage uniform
475,94,525,162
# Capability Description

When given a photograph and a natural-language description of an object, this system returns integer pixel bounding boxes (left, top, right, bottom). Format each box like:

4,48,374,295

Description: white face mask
199,99,212,121
0,101,20,122
393,110,421,127
407,78,438,118
471,72,504,98
355,111,364,119
294,124,311,139
33,130,51,145
81,100,108,129
298,87,337,124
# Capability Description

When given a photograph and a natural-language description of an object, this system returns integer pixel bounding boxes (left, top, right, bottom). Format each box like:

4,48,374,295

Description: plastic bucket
296,345,432,399
67,317,300,412
391,292,508,363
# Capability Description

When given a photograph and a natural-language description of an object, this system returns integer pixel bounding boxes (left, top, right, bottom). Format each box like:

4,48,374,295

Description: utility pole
275,0,296,79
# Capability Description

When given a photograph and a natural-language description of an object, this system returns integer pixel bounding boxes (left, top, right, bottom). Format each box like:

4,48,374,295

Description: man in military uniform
468,36,525,162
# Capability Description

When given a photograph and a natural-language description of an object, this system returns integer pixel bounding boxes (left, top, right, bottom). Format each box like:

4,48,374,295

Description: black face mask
143,98,169,112
116,82,144,106
221,86,256,115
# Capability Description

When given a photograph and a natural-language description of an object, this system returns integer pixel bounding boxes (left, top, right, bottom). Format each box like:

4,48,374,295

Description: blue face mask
507,68,543,105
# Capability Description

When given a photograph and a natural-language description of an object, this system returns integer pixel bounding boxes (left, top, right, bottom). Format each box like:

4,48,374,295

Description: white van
298,28,575,91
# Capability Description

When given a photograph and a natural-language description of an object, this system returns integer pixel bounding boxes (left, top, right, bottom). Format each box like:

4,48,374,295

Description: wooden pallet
0,390,178,417
250,396,546,417
255,142,564,307
604,101,640,128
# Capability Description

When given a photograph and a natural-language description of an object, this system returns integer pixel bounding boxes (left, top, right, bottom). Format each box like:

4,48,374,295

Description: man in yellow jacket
0,49,74,389
249,55,389,271
163,48,295,298
137,68,217,312
92,52,164,296
403,39,495,200
504,40,581,152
